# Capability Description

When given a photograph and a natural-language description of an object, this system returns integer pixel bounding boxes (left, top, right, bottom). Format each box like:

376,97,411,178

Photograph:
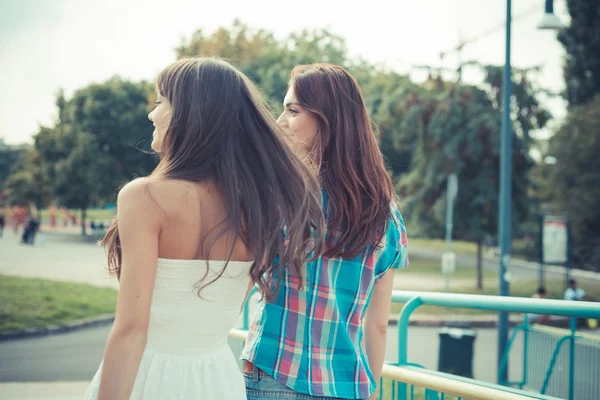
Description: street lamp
497,0,562,384
537,0,564,30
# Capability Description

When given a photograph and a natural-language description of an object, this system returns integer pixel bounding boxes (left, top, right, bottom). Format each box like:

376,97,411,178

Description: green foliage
558,0,600,107
66,77,157,200
0,140,28,203
3,147,52,208
547,96,600,271
396,67,549,243
3,21,558,254
176,19,350,112
5,78,157,218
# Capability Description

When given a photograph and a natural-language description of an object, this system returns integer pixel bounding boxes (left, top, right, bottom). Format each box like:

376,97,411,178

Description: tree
67,77,157,202
10,79,158,235
3,147,52,210
397,67,549,289
53,131,113,235
547,96,600,271
0,140,28,203
176,20,349,112
558,0,600,107
540,0,600,272
175,21,419,178
359,69,421,177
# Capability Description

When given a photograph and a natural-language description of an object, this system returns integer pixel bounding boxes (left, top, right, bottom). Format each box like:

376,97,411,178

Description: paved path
0,322,522,385
0,229,454,292
0,230,117,289
0,381,89,400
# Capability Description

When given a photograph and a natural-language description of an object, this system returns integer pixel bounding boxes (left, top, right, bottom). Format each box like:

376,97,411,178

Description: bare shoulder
118,177,202,218
117,177,162,207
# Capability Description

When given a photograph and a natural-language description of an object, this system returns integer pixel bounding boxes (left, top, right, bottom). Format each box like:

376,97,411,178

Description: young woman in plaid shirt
242,63,409,400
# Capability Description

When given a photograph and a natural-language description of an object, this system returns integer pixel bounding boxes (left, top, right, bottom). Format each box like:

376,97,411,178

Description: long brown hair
289,63,394,259
101,58,324,300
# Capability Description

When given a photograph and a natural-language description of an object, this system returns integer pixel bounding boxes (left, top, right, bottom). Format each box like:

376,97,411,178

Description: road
0,323,521,385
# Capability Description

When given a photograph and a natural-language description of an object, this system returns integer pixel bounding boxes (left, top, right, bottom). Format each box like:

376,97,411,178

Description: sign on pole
542,215,568,265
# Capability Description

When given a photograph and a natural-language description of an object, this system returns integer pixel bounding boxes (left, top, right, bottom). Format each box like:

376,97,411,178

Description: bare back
147,178,253,263
86,177,254,400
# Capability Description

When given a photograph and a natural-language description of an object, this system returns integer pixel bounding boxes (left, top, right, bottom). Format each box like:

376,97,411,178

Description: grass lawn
405,257,497,279
408,238,478,255
0,275,117,333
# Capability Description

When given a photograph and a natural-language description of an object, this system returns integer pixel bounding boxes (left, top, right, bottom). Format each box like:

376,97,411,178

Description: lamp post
497,0,562,384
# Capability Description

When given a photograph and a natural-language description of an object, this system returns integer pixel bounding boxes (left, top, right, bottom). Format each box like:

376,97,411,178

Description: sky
0,0,570,145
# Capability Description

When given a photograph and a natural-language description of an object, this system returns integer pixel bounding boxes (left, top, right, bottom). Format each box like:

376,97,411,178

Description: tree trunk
81,208,87,236
477,239,483,290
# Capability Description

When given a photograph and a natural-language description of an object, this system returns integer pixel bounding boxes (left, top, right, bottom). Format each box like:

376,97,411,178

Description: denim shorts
244,365,360,400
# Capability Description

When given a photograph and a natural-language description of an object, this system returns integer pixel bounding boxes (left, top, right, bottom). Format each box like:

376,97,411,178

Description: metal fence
500,321,600,400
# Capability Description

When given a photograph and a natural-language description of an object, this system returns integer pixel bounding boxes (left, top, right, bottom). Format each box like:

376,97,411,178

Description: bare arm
363,269,395,399
97,179,162,400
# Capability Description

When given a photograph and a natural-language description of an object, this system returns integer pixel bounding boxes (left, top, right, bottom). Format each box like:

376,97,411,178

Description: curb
0,314,115,342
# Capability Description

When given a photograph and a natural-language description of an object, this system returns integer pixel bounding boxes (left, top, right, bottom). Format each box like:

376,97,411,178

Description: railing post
541,335,572,394
522,318,529,389
398,297,423,365
568,318,576,400
425,388,441,400
498,324,525,386
397,297,422,400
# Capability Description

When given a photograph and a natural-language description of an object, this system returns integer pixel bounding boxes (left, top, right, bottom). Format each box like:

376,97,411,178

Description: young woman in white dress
84,57,324,400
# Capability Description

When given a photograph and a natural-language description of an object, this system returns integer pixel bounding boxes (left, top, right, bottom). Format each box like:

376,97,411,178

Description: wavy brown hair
101,57,325,300
289,63,394,259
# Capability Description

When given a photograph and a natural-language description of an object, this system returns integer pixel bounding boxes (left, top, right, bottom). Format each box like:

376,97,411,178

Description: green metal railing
500,320,600,399
238,289,600,400
392,291,600,400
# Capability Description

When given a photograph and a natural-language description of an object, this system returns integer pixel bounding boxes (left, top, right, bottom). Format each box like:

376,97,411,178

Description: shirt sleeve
374,202,409,283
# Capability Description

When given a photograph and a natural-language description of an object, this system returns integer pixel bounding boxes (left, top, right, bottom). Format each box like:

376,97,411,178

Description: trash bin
438,327,476,378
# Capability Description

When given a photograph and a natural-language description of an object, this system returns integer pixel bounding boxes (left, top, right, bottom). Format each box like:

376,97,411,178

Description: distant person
0,213,5,237
527,287,550,324
564,279,585,301
11,206,26,233
49,207,57,228
21,217,40,245
564,279,598,328
83,57,325,400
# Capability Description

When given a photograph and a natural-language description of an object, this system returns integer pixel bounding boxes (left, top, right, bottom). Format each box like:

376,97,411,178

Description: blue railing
500,319,600,399
392,291,600,400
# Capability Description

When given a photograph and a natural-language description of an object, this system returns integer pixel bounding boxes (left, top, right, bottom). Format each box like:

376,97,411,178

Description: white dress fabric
84,258,252,399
